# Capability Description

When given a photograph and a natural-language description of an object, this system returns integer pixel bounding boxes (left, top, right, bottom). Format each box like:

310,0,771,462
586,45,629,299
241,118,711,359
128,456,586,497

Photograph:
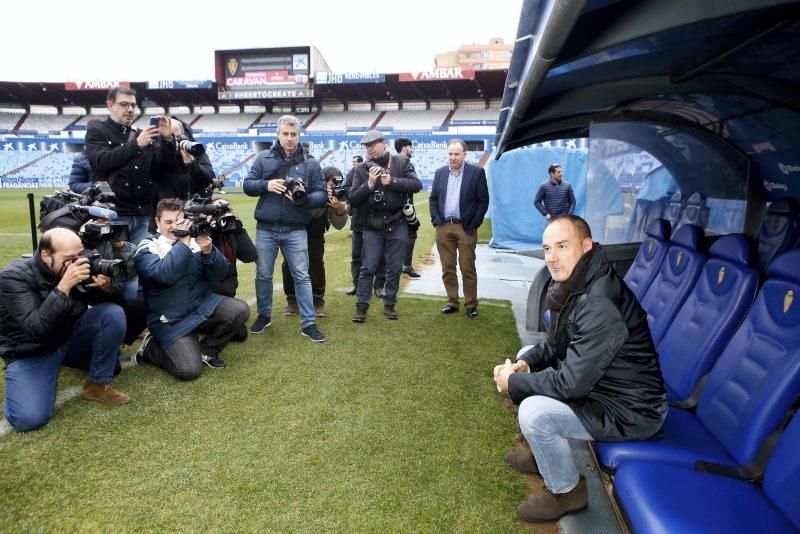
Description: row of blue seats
602,201,800,532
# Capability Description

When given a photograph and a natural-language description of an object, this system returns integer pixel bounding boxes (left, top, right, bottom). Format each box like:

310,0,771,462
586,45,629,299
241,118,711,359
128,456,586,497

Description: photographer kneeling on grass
0,228,131,432
134,198,250,380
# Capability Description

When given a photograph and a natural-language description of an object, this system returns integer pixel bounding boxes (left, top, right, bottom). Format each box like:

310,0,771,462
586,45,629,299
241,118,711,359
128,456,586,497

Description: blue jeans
117,215,151,246
3,303,126,432
255,227,315,328
518,396,593,493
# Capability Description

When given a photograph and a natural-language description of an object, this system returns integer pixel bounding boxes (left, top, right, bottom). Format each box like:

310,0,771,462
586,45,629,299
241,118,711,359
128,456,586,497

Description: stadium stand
449,107,500,123
305,111,380,132
6,151,73,180
0,151,42,174
0,109,25,131
192,112,262,133
379,109,450,131
19,108,81,134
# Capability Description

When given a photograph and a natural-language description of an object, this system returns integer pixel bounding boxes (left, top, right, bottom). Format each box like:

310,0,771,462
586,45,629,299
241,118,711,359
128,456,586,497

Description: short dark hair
353,156,363,163
394,138,412,153
548,163,562,175
448,139,467,152
550,214,592,240
38,232,55,254
106,86,136,103
156,198,184,218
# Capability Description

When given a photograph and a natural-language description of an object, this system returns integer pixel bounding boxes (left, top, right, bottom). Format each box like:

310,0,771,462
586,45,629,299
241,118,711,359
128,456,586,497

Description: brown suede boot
504,448,539,474
81,379,131,405
383,305,398,320
352,306,367,323
517,477,588,522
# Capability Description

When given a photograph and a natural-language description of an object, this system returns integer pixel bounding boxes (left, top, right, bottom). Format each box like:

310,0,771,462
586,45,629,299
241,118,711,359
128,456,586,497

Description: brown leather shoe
504,448,539,474
283,302,299,316
517,477,588,523
314,304,328,317
383,305,398,320
352,307,367,323
81,379,131,405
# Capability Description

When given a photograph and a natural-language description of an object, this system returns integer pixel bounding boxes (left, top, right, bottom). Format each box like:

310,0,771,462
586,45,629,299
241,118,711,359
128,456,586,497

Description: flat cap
360,130,385,145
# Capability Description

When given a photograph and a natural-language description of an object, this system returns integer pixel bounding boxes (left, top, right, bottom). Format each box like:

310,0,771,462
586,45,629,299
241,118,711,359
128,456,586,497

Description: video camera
79,221,129,249
38,181,118,233
174,195,241,238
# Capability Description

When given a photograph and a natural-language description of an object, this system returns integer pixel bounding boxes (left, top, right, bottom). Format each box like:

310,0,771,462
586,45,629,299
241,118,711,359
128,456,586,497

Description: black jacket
509,246,667,441
210,225,257,298
156,152,215,201
0,253,117,364
348,155,421,232
85,118,177,216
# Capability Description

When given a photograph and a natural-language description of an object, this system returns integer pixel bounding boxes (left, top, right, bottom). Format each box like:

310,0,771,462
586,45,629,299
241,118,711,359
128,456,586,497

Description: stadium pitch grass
0,189,538,531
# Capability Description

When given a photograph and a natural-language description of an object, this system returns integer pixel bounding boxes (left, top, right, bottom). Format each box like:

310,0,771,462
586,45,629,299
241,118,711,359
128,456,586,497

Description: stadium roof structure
0,69,507,110
494,0,800,157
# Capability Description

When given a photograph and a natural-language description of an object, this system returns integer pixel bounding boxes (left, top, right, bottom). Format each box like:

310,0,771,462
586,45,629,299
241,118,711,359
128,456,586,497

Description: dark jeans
351,230,385,290
283,232,325,306
142,297,250,381
3,303,126,432
356,222,408,309
404,226,418,268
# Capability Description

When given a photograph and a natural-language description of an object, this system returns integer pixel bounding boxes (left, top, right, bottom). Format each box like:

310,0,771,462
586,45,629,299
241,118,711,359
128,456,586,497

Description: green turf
0,189,535,531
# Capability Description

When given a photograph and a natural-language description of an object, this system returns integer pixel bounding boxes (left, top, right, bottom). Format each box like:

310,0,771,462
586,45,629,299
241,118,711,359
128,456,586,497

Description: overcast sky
1,0,523,82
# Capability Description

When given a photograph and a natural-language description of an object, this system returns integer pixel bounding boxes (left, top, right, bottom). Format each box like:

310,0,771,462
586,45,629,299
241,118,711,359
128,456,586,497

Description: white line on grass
0,385,82,438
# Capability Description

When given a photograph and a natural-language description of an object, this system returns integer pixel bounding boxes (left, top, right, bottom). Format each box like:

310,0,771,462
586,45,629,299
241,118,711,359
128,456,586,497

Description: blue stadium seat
596,248,800,473
754,197,800,271
663,191,683,229
675,192,710,230
624,218,671,302
613,411,800,534
657,234,758,405
639,224,705,344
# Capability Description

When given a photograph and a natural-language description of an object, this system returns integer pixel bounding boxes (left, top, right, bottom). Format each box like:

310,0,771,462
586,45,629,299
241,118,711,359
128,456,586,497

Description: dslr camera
175,135,205,156
284,177,307,204
365,162,387,203
76,249,125,282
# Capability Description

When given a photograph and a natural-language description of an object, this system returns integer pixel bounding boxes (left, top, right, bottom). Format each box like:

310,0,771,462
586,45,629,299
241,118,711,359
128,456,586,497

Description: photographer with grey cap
348,130,421,322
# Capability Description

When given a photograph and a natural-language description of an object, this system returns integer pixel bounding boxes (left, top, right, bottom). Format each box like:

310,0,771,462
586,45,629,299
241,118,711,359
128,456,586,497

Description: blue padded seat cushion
596,408,735,470
614,461,796,534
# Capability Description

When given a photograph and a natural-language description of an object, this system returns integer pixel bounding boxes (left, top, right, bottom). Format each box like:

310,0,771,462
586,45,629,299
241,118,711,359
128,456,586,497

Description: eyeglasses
114,101,137,109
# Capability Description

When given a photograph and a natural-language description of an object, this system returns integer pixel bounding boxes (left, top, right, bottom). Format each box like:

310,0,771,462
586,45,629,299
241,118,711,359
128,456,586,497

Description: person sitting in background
493,215,666,523
134,198,250,380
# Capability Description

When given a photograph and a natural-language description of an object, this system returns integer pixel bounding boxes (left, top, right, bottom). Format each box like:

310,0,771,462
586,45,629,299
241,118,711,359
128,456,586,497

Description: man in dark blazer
429,139,490,317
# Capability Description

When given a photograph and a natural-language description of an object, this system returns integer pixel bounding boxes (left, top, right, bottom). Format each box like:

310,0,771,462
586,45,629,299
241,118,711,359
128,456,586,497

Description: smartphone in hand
149,116,159,128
